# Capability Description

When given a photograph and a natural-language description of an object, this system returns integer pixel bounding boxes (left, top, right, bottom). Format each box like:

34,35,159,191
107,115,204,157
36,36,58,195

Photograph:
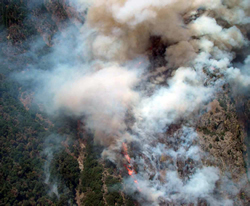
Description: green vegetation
50,151,81,205
1,0,39,44
200,127,216,136
1,0,28,27
0,59,81,205
0,3,80,204
80,140,105,206
0,73,53,205
0,1,137,205
218,98,227,111
79,140,131,206
105,176,123,206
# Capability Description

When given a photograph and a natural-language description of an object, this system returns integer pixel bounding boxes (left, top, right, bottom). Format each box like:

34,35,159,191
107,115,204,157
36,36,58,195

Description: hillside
1,1,250,206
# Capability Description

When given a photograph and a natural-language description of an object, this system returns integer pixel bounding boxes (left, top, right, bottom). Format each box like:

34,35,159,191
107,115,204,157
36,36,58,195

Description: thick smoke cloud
136,67,213,134
86,0,249,62
15,0,250,205
226,55,250,93
53,64,140,146
122,127,235,205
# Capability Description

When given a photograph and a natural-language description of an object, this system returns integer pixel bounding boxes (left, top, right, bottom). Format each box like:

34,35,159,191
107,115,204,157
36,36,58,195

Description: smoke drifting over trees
2,0,250,205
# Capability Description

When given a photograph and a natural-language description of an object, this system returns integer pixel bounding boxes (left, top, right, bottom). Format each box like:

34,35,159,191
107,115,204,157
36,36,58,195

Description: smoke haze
14,0,250,205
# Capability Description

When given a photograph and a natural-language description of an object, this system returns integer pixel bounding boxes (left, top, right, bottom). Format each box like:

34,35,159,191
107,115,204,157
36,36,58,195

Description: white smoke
53,64,140,146
16,0,250,205
226,55,250,91
135,67,213,134
183,167,220,197
122,126,234,205
43,134,64,198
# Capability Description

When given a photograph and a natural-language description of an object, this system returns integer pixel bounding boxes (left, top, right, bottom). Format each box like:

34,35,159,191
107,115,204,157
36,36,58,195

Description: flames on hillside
14,0,250,205
122,142,141,192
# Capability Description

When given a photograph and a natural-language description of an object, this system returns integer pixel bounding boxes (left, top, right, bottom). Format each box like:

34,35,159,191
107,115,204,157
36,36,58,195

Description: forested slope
0,1,133,205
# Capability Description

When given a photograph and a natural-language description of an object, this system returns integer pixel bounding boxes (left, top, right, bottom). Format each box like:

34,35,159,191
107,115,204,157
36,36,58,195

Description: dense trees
0,1,138,205
0,3,80,204
80,140,105,206
1,0,28,27
0,77,53,205
79,140,135,206
0,66,81,205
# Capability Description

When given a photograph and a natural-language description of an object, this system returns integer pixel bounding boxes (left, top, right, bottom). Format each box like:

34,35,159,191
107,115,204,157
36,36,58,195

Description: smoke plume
15,0,250,205
43,134,64,198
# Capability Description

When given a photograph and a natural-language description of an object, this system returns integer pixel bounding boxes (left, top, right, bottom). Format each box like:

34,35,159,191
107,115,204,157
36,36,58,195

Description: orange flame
122,142,141,192
125,154,131,163
122,142,128,152
124,165,134,176
122,143,131,163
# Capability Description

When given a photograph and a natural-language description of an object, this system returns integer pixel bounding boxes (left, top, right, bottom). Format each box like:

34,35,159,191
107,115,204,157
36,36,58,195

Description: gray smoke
14,0,250,205
43,134,63,198
226,55,250,93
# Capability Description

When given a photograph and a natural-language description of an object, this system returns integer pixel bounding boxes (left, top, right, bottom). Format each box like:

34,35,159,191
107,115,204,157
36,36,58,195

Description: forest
1,0,250,206
0,1,134,205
